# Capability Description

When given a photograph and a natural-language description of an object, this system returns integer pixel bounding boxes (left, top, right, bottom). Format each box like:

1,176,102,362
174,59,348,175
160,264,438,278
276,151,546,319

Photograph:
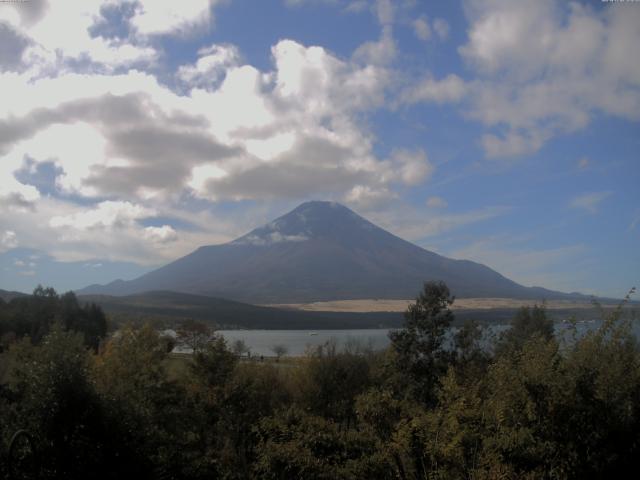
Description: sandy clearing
265,298,604,313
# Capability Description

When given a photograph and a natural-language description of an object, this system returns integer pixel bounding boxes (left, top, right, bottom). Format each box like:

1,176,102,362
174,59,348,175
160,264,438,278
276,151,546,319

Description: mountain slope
78,201,580,303
0,288,29,302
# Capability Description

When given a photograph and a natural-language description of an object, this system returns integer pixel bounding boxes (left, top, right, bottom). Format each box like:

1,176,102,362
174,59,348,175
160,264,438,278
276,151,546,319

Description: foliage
0,286,107,351
388,280,455,405
2,324,108,479
1,283,639,479
496,304,554,354
294,340,372,426
254,408,396,479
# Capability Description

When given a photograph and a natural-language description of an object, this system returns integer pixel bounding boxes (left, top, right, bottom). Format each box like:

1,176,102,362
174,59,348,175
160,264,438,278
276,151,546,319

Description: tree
191,335,238,388
295,340,371,426
92,323,185,478
271,344,288,362
497,304,553,354
388,281,455,405
6,323,107,478
231,339,250,357
177,319,212,353
453,319,490,381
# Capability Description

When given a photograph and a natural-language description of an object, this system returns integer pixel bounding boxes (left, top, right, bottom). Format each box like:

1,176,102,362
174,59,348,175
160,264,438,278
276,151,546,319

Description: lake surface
216,329,391,356
165,319,639,357
214,319,640,357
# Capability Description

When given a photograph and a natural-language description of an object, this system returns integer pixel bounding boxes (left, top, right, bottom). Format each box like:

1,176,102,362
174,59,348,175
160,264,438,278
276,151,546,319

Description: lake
165,318,639,357
216,329,392,356
214,319,639,357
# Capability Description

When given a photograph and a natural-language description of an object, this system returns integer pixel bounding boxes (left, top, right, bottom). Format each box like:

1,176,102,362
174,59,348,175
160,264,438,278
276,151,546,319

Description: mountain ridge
77,201,586,303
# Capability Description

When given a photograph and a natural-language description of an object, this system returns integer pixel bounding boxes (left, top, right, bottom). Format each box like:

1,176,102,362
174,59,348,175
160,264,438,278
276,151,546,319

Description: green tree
497,304,553,354
254,408,396,479
190,334,238,389
4,323,108,479
452,319,491,382
0,287,107,350
388,281,455,405
183,334,240,478
295,340,372,426
93,324,189,478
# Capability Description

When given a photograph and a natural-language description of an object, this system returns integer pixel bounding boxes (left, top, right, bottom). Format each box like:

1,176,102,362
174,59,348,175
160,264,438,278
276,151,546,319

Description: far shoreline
263,297,618,313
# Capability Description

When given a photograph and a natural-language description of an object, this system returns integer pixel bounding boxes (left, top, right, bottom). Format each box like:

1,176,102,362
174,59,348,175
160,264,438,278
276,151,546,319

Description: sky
0,0,638,298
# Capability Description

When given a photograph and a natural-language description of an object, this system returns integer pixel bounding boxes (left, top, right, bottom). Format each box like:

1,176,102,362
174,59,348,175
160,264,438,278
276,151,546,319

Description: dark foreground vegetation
0,283,638,479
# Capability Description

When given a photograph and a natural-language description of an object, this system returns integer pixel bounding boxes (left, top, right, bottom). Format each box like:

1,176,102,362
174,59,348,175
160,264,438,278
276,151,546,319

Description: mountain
0,288,29,302
78,201,581,303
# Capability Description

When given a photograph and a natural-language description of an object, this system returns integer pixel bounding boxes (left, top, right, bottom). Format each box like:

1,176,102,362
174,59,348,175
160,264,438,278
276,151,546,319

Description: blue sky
0,0,638,298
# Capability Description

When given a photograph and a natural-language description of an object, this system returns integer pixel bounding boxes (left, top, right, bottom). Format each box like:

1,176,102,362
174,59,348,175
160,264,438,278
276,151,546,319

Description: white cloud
0,194,246,265
401,74,467,105
1,30,394,209
375,0,394,26
426,196,447,208
458,0,640,158
0,231,18,251
1,0,157,74
389,148,433,186
0,175,41,208
8,122,111,196
352,26,396,65
570,191,612,214
481,129,547,158
49,201,155,230
413,17,431,41
129,0,215,36
235,231,309,246
345,185,397,209
177,43,240,89
414,16,449,42
433,18,449,40
144,225,179,244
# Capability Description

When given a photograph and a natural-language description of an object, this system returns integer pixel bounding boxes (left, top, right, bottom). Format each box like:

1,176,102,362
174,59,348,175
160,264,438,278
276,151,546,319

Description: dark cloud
13,0,49,27
0,93,211,155
202,136,371,200
0,192,37,211
0,23,30,72
210,161,367,199
105,125,239,166
1,92,240,198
